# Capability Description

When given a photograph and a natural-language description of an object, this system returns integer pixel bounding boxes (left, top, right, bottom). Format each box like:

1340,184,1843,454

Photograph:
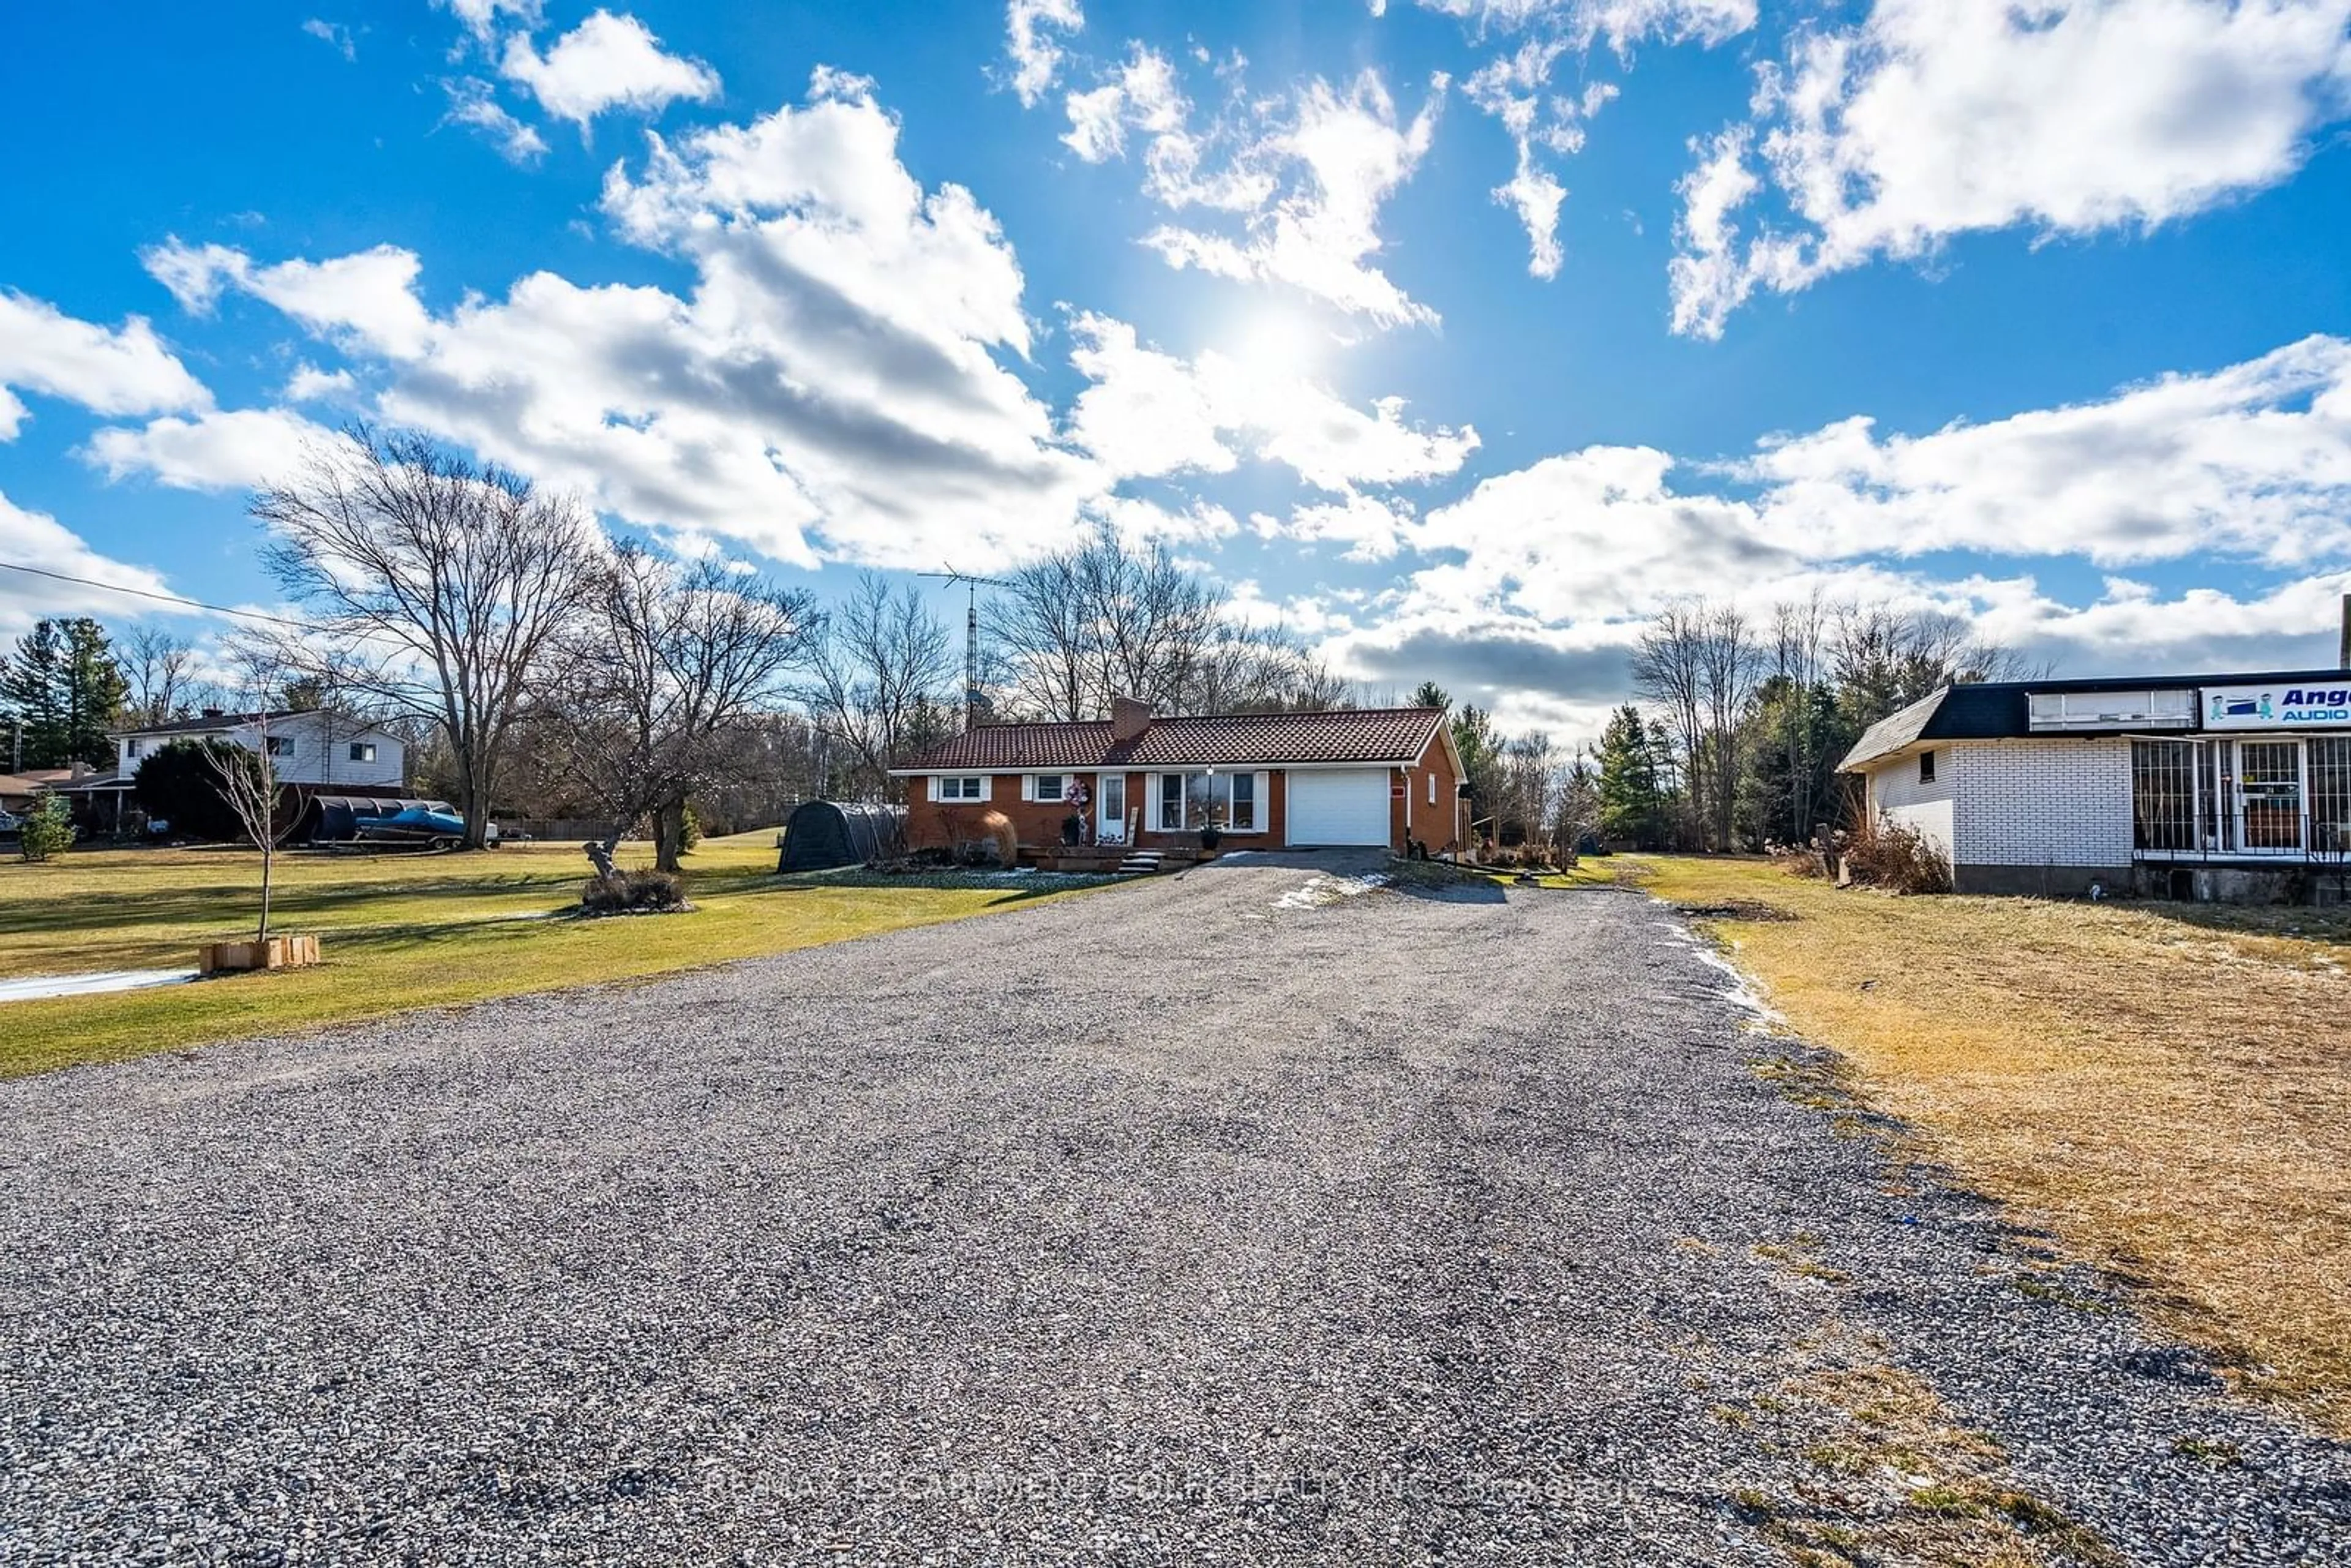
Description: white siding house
116,710,407,790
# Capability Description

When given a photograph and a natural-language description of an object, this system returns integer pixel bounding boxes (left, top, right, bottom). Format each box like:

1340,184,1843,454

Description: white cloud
499,9,720,127
435,0,542,45
0,489,176,636
1066,313,1480,495
1416,1,1747,279
440,76,550,164
1322,332,2351,736
388,71,1093,570
142,239,437,359
1060,44,1186,162
282,364,355,402
301,18,355,61
1742,334,2351,567
1139,70,1450,328
0,291,212,438
1005,0,1085,107
83,408,334,492
1255,492,1421,560
1670,0,2351,337
1462,43,1617,278
1412,0,1754,51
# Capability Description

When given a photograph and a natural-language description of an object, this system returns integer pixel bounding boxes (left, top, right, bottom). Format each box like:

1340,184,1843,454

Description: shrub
580,869,688,913
132,738,258,841
1843,815,1952,894
953,809,1018,868
17,795,75,862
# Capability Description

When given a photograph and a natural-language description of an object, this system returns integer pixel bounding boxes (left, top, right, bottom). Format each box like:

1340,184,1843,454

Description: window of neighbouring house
126,738,142,758
936,776,984,802
1918,750,1936,784
264,736,293,756
350,741,377,763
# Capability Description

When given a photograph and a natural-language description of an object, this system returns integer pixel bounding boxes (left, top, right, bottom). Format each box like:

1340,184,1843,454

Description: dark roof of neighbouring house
113,708,397,740
1837,669,2351,771
893,707,1452,773
112,709,297,738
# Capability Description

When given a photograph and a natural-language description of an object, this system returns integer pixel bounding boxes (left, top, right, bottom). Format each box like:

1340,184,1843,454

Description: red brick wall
1396,726,1466,855
903,738,1461,857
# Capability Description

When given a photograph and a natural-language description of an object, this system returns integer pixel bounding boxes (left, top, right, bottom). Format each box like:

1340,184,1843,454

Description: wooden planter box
199,935,322,974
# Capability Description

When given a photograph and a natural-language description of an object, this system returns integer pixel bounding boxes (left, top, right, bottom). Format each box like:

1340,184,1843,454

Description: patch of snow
0,967,200,1003
1272,872,1392,910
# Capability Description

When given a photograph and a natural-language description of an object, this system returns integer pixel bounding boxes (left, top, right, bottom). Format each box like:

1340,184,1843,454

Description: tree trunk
653,801,686,874
459,755,493,850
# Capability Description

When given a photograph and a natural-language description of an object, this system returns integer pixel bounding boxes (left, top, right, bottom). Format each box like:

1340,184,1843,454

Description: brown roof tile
896,708,1448,773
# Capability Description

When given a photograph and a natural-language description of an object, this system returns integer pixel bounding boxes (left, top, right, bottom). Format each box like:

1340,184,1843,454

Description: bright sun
1215,308,1329,383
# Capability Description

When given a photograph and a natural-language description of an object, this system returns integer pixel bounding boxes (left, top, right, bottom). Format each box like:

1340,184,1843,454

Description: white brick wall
1950,737,2133,869
1864,748,1955,864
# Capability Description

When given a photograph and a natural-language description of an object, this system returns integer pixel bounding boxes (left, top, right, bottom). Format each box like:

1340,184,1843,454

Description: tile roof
896,707,1449,773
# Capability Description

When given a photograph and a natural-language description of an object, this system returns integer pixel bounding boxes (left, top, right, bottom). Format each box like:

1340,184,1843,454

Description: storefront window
2130,740,2198,852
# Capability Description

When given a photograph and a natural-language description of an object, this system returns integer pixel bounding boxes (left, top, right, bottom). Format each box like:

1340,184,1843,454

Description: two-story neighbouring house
57,708,411,835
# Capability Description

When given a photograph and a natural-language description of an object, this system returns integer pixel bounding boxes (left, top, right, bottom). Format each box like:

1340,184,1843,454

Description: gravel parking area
2,854,2345,1564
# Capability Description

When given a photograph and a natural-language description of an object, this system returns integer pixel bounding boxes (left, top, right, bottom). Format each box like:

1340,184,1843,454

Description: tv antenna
917,568,1013,728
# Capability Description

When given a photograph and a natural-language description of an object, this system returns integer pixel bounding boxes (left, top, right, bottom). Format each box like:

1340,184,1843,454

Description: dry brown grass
1723,1319,2119,1567
1635,855,2351,1436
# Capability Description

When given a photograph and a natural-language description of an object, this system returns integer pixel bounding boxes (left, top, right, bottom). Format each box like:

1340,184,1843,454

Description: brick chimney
1111,695,1153,743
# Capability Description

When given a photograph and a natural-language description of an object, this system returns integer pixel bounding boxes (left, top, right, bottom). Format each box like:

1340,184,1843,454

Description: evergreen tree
1,621,69,768
61,619,129,767
1411,681,1451,710
1450,703,1505,824
1595,704,1669,848
1,618,127,769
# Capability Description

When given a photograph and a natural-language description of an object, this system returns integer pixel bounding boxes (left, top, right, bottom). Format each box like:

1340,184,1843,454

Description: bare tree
541,545,817,872
987,525,1347,718
1769,594,1829,843
1632,601,1708,847
800,573,958,797
1829,604,2040,726
989,552,1092,721
204,655,289,942
121,628,197,726
252,427,596,848
1697,603,1762,852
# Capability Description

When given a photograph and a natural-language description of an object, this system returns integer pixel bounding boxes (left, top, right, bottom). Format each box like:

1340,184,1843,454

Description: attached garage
1286,768,1391,846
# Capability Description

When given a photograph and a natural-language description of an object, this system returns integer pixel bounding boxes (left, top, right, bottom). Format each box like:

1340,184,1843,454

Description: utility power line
0,560,315,632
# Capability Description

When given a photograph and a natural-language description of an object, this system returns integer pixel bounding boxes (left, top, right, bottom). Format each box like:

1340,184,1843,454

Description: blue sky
3,0,2350,735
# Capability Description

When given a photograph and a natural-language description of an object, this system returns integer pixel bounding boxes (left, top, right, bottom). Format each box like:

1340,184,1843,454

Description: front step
1116,850,1166,876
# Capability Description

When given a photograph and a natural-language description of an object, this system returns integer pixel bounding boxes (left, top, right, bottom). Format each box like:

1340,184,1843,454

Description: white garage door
1286,769,1391,846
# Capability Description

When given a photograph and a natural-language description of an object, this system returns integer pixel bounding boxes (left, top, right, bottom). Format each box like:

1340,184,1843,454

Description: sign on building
2200,684,2351,730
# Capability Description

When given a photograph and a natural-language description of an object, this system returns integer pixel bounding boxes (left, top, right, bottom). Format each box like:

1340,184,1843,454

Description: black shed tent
779,800,906,872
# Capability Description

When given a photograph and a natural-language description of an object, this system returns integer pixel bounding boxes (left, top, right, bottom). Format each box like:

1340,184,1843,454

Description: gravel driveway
2,855,2345,1565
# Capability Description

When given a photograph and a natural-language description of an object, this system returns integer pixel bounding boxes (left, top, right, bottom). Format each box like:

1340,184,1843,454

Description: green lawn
0,828,1104,1077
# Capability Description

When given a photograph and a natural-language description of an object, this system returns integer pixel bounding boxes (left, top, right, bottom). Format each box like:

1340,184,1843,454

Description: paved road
2,855,2345,1565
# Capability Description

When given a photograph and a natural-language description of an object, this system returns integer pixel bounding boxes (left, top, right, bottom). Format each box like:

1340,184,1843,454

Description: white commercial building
1840,672,2351,901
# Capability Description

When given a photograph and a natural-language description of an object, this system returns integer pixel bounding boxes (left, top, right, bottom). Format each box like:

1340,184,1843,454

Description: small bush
580,869,688,913
953,809,1018,868
17,795,75,862
1843,815,1952,894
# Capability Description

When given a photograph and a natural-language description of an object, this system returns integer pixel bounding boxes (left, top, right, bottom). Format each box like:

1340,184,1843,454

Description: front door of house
1097,772,1127,844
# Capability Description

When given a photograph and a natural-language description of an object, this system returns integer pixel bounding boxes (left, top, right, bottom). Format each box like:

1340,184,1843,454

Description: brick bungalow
892,699,1469,857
